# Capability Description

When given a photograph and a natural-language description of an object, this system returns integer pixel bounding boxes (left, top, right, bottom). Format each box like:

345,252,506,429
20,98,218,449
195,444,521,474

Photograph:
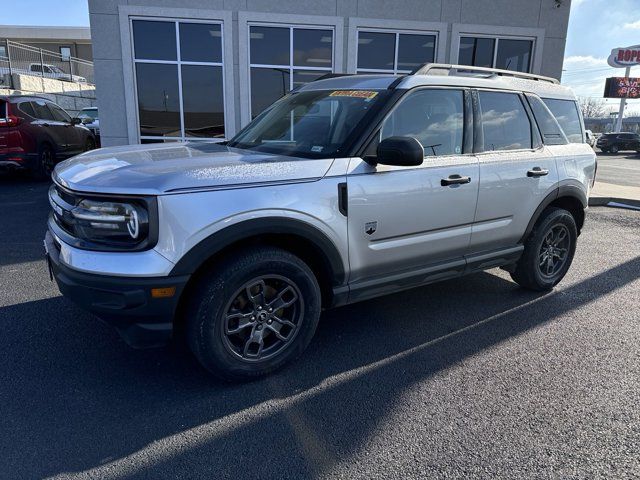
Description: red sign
608,45,640,67
604,77,640,98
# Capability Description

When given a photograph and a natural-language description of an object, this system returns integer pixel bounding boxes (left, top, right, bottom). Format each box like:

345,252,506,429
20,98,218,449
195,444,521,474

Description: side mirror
376,136,424,167
71,117,82,125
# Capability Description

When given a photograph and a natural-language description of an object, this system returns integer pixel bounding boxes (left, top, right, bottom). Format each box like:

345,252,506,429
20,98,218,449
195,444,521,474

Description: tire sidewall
530,210,577,289
191,249,321,379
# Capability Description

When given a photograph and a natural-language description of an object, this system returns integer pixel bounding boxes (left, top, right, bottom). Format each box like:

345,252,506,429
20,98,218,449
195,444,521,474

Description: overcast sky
3,0,639,112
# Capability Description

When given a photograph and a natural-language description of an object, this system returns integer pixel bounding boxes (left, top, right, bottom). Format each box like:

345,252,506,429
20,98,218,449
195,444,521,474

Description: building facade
0,25,92,62
88,0,571,147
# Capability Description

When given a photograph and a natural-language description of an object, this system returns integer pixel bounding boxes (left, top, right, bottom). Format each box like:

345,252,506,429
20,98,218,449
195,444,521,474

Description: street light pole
615,66,631,132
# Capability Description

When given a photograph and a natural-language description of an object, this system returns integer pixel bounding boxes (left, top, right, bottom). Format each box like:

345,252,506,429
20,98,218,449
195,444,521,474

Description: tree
578,97,606,118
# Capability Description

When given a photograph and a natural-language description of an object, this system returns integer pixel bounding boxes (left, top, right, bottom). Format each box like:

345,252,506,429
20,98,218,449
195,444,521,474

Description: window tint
542,98,583,143
132,20,177,61
18,102,35,118
381,89,464,156
48,103,71,123
31,100,55,121
31,64,43,73
181,65,225,138
357,31,395,70
293,29,332,67
135,63,180,138
397,34,435,71
495,39,532,72
0,100,6,119
525,94,567,145
479,91,531,151
179,23,222,63
250,26,290,65
459,37,495,68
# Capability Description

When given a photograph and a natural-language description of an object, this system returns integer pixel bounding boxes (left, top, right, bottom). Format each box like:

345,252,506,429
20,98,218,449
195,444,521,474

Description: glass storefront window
458,36,533,73
132,19,226,142
249,25,334,118
356,30,436,74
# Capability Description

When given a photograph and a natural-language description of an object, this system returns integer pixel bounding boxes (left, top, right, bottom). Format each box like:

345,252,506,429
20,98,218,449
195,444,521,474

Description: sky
2,0,640,113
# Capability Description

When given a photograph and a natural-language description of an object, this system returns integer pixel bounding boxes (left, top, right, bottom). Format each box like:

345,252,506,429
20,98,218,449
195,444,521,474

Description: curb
589,196,640,209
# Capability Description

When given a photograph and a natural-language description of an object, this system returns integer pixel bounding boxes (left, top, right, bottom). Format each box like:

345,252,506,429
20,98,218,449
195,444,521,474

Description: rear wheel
510,207,577,291
610,145,619,154
85,137,95,151
31,144,56,181
186,246,321,381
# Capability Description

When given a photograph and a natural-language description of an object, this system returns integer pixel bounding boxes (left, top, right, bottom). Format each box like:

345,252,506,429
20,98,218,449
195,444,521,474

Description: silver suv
45,64,596,380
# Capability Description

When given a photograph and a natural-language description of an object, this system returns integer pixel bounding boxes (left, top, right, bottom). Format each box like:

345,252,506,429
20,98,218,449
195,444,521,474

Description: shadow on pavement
1,254,638,478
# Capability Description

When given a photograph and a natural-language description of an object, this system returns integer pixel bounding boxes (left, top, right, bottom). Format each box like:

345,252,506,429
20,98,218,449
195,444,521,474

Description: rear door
468,90,559,253
347,88,479,289
47,102,84,154
0,100,7,149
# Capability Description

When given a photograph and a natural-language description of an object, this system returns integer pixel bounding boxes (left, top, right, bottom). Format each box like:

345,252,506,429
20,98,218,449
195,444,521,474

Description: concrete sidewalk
589,181,640,209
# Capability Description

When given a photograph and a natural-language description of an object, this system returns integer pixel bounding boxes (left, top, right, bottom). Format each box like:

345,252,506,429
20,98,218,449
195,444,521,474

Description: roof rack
410,63,559,84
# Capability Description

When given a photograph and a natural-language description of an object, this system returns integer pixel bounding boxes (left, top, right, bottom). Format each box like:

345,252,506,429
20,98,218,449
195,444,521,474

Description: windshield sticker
311,146,324,153
329,90,378,100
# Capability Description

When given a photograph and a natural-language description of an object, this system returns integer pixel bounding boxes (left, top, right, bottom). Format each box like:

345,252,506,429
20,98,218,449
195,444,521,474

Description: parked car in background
0,95,95,179
28,63,87,83
76,106,100,146
45,64,596,380
585,129,596,147
596,132,640,153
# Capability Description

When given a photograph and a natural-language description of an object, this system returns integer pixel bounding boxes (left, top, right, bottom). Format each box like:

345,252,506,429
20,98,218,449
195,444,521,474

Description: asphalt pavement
594,151,640,188
1,172,639,479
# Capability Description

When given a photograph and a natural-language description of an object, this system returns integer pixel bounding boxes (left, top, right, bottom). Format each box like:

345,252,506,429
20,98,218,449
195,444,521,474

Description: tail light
0,102,22,127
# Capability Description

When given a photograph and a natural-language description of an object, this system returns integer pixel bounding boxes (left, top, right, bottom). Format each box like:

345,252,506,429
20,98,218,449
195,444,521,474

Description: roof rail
410,63,559,84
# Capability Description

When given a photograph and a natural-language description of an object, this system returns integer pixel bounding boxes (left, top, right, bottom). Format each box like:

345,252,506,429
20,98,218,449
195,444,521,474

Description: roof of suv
0,94,52,103
299,64,575,101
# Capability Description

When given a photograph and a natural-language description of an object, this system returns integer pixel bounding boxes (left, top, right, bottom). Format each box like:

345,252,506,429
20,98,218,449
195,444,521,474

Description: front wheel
610,145,619,154
85,137,95,151
186,246,321,381
510,207,577,291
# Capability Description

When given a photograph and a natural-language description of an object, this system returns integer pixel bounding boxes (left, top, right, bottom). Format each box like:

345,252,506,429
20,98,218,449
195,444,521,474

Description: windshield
78,109,98,120
227,89,390,158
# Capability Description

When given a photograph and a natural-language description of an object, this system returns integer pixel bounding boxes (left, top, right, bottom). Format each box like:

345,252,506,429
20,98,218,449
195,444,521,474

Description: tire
510,207,577,291
610,145,619,154
85,137,95,151
31,143,56,181
186,246,321,381
599,148,608,153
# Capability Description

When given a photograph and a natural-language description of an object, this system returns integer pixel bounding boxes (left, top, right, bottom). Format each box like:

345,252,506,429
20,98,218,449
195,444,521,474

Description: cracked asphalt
1,173,639,479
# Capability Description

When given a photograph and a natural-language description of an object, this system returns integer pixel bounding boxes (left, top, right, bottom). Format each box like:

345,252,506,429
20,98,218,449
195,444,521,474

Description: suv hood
53,142,335,195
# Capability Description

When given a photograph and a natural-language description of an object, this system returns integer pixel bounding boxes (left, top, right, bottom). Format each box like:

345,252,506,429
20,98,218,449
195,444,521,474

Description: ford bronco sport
45,64,596,380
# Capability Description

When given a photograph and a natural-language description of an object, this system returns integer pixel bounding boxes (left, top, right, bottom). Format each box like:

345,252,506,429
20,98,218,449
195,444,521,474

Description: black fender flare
169,217,347,286
519,183,588,243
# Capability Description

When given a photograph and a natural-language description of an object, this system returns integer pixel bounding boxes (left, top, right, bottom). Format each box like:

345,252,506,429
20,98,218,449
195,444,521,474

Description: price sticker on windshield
330,90,378,100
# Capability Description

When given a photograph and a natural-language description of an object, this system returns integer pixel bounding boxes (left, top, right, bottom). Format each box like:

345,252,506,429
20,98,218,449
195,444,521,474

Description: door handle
441,174,471,186
527,167,549,177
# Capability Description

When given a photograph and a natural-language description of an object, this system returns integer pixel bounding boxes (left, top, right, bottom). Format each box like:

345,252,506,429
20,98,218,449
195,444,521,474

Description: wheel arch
170,217,347,309
520,184,587,243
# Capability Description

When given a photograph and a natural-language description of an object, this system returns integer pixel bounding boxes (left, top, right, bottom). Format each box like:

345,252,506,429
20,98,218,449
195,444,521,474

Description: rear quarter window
18,102,36,118
0,100,6,119
542,98,583,144
525,94,567,146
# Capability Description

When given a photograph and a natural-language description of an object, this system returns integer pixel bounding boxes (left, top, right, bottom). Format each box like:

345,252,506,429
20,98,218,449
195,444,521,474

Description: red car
0,95,96,180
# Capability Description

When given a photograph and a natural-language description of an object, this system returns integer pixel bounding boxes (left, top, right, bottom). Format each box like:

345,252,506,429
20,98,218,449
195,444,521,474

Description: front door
347,88,479,296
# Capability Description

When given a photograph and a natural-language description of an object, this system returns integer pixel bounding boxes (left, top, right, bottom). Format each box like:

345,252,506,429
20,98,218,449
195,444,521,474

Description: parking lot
1,164,639,479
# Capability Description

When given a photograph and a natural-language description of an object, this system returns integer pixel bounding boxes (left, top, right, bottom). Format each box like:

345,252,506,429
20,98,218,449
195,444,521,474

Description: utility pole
615,66,631,132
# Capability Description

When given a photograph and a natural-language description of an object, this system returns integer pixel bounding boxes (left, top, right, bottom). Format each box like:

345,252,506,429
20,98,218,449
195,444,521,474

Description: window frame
355,28,439,75
129,17,227,143
451,24,544,75
247,23,336,119
474,88,540,154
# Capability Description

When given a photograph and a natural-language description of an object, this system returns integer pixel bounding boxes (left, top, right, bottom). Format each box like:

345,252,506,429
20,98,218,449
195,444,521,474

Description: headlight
49,185,157,251
72,199,148,244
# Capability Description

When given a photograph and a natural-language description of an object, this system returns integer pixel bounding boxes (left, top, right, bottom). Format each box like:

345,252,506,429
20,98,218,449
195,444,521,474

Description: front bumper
45,231,189,348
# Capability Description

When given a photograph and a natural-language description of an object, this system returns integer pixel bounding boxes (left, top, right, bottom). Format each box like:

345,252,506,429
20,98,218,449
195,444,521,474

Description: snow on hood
53,142,335,195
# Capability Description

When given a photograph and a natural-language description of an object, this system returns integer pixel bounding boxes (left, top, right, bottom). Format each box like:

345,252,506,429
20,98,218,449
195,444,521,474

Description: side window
525,94,567,145
478,91,532,151
31,100,55,121
18,102,36,118
380,89,464,157
541,98,583,143
47,103,71,123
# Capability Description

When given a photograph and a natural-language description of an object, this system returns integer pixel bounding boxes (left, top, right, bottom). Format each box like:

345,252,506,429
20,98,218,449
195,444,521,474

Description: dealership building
88,0,571,147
